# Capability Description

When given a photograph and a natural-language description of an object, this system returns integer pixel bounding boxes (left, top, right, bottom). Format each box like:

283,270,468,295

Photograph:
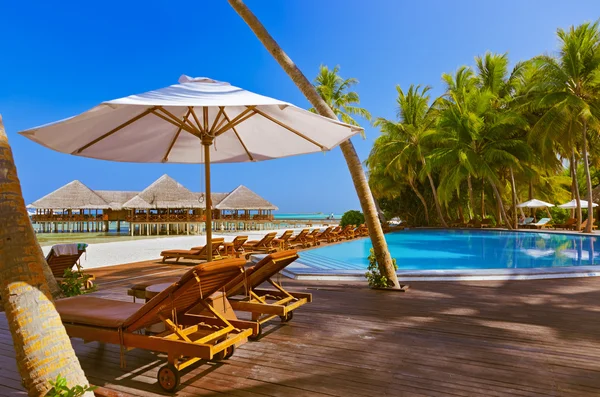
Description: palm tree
528,21,600,232
0,115,92,395
227,0,401,288
368,131,431,224
374,85,448,227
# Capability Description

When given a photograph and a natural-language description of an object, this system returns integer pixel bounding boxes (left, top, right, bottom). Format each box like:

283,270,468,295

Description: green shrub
365,248,398,288
46,375,96,397
340,210,365,227
59,269,96,297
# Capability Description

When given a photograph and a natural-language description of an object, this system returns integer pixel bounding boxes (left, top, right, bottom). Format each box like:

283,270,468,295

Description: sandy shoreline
41,227,317,270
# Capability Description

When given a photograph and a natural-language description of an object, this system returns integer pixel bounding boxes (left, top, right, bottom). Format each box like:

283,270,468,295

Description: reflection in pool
298,229,600,272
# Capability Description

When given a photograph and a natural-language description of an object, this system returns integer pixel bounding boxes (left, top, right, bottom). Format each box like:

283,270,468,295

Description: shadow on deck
1,260,600,396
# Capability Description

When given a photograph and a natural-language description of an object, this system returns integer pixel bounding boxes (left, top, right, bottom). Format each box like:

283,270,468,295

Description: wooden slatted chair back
46,249,86,277
124,257,246,331
224,250,299,297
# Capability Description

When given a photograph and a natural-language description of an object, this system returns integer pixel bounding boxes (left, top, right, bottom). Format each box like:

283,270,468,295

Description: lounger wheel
224,344,235,359
280,311,293,323
249,324,262,341
157,363,180,392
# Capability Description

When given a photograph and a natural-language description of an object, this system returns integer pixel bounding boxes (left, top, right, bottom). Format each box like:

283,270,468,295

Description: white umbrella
19,76,362,260
516,199,555,208
558,199,599,209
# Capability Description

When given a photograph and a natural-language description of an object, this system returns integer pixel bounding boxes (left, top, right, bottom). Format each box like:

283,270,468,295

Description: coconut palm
367,131,431,224
528,21,600,232
0,115,92,395
312,65,372,126
374,84,448,227
227,0,401,288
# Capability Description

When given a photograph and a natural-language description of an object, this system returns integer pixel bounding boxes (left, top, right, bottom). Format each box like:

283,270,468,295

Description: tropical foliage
367,21,600,231
340,210,365,227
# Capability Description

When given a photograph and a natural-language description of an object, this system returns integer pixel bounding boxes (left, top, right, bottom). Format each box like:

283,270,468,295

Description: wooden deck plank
1,260,600,396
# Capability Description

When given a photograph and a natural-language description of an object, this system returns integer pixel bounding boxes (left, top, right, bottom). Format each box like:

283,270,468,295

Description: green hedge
340,210,365,227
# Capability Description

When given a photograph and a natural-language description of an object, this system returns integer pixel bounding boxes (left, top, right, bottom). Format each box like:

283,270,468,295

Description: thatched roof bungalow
29,174,277,235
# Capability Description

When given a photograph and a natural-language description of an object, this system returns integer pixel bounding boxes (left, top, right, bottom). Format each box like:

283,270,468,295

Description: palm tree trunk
372,193,387,225
481,177,485,219
408,179,429,225
582,119,594,233
488,177,512,229
529,180,534,218
0,115,92,396
572,153,583,230
228,0,401,288
509,167,518,229
467,175,474,220
420,155,447,227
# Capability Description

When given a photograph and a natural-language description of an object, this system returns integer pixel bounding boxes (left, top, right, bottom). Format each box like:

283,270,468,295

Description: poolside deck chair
56,258,257,392
480,219,492,228
222,250,311,339
315,226,337,243
46,243,94,288
466,219,481,228
288,229,310,248
272,230,294,250
160,238,225,263
304,229,321,245
554,218,576,230
518,217,534,228
529,218,552,229
449,218,467,227
243,232,277,258
577,219,598,231
334,225,355,240
356,224,369,236
220,236,248,258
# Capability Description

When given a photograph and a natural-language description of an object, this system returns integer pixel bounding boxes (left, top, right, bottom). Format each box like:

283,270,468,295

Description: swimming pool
291,229,600,280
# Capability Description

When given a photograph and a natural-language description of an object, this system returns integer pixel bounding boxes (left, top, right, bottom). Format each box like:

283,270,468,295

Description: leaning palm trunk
572,154,583,230
422,160,448,227
509,167,518,229
408,180,429,225
228,0,401,288
581,120,594,233
372,193,387,225
488,177,512,229
467,175,474,220
481,177,486,219
0,115,92,396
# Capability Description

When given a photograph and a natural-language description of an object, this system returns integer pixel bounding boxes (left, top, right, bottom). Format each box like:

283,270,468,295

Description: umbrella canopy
19,76,362,260
516,199,555,208
558,199,599,209
20,76,361,163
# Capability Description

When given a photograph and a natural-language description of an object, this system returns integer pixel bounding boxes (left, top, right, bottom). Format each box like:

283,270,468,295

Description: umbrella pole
204,141,213,262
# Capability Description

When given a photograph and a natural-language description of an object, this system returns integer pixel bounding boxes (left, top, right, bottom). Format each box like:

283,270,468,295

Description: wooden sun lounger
288,229,310,248
160,238,225,263
46,244,95,288
272,230,294,250
315,226,337,243
243,232,277,258
304,229,321,246
220,236,248,258
56,258,257,392
554,218,576,230
222,250,311,339
335,225,356,240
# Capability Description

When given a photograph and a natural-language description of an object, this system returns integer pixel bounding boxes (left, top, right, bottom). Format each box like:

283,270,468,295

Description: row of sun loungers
518,217,598,231
57,250,311,392
160,225,369,263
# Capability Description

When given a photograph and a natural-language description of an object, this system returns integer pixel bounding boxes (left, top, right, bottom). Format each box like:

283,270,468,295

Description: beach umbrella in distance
516,199,555,208
558,199,599,209
19,76,362,260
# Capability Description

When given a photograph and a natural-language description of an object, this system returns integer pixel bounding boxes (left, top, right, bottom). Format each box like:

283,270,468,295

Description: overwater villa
29,174,278,235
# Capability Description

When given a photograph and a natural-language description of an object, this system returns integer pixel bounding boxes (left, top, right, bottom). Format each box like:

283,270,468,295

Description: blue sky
1,1,598,213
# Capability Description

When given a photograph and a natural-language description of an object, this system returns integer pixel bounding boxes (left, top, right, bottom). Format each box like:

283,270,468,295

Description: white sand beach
41,227,318,269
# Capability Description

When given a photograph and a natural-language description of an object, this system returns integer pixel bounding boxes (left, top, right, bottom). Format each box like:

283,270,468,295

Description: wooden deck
1,260,600,396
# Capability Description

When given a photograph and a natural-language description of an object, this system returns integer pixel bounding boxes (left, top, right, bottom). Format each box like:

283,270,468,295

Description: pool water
296,229,600,274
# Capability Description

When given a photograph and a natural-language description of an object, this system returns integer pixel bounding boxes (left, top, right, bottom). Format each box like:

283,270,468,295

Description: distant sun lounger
553,218,576,230
518,217,534,227
528,218,552,229
46,243,94,288
243,232,277,257
160,238,225,263
55,258,257,392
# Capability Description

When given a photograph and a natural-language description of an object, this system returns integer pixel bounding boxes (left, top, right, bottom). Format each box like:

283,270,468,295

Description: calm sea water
299,229,600,271
274,213,342,220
